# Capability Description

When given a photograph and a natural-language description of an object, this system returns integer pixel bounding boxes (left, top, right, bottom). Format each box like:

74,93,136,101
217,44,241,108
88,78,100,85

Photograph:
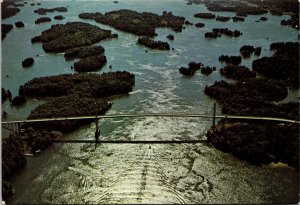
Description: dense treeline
19,71,135,132
2,87,12,103
31,22,117,53
35,17,51,24
2,134,27,201
15,21,24,28
218,55,242,65
220,65,256,80
194,12,215,19
188,0,298,15
205,41,299,168
240,45,261,58
25,95,112,132
204,78,300,120
64,45,105,60
137,37,170,50
74,55,107,72
2,129,62,200
34,7,67,15
179,62,215,76
207,122,299,169
205,28,242,38
1,1,20,19
79,9,185,37
252,42,299,88
2,24,13,40
19,71,135,98
205,78,299,168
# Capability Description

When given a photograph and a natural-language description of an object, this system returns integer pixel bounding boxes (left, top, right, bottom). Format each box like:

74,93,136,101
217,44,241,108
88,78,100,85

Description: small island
179,62,215,76
34,7,68,15
218,55,242,65
195,22,205,28
240,45,261,58
205,28,242,38
216,16,231,22
194,12,215,19
138,37,170,50
1,1,21,19
15,21,25,28
22,57,35,67
74,55,107,72
31,22,117,52
167,34,174,40
54,15,65,20
35,17,51,24
232,16,245,22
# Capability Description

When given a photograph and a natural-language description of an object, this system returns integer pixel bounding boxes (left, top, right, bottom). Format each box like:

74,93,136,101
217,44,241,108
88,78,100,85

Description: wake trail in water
67,144,189,204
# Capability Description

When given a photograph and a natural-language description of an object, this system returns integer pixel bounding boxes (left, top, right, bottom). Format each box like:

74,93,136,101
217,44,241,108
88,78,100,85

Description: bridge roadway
2,113,300,124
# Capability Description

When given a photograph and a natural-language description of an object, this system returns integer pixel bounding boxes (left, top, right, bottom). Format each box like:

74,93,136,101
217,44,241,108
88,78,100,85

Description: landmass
216,16,231,22
15,21,25,28
179,62,215,76
35,17,51,24
220,65,256,80
138,37,170,50
31,22,117,52
1,1,21,19
22,57,35,67
64,45,105,60
2,87,12,103
194,12,215,19
252,42,299,88
1,24,13,40
218,55,242,65
74,55,107,72
204,41,299,169
34,7,68,15
205,28,242,38
31,22,117,70
79,9,185,37
240,45,261,58
195,22,205,28
19,71,135,132
54,15,65,20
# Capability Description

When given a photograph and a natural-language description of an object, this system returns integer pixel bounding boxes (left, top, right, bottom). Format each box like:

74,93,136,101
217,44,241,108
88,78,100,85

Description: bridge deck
52,140,207,144
2,113,299,124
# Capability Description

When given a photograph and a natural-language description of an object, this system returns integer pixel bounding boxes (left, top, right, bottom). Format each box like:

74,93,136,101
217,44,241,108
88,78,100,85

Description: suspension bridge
2,108,299,144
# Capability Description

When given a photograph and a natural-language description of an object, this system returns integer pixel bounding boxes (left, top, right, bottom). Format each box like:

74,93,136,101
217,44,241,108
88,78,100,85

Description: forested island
205,42,299,169
79,9,186,37
31,22,117,71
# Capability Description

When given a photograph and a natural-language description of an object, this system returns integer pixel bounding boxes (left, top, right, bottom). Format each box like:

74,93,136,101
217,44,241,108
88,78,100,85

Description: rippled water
2,0,299,204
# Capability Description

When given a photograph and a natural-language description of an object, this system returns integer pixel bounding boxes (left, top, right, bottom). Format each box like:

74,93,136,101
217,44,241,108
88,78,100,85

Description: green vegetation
19,71,135,132
253,42,299,88
79,9,185,37
31,22,117,52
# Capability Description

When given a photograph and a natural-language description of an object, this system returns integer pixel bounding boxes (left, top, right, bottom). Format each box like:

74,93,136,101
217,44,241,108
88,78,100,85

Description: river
2,0,299,203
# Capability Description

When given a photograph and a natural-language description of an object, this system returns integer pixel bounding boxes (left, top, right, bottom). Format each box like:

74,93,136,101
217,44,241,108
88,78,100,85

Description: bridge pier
212,102,216,127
